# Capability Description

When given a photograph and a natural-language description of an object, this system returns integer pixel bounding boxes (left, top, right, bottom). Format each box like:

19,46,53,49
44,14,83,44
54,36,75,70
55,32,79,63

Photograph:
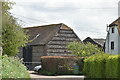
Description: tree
0,2,2,55
67,42,103,57
1,1,28,56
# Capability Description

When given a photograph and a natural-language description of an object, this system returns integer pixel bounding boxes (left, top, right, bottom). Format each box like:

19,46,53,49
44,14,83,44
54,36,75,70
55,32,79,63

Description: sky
10,0,120,40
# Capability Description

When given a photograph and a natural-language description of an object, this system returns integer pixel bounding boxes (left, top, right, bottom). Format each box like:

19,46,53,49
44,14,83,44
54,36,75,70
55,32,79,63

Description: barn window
111,41,114,50
111,27,114,33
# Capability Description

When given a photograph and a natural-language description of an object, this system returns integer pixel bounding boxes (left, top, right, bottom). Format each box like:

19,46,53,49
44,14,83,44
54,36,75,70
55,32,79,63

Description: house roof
108,17,120,34
93,38,105,47
83,37,105,47
24,23,74,45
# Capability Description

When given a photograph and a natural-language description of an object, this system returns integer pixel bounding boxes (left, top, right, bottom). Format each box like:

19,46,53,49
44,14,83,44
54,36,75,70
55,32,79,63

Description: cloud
10,0,120,40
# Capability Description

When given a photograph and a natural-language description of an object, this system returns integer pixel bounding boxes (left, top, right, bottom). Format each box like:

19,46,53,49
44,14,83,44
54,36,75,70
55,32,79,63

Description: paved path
29,71,85,80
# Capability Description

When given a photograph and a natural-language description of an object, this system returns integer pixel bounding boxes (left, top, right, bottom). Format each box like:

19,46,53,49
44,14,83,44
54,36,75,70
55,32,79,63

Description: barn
83,37,105,48
18,23,81,68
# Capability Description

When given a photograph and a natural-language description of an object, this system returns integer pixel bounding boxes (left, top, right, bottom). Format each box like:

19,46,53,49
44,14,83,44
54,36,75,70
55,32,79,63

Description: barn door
23,45,32,63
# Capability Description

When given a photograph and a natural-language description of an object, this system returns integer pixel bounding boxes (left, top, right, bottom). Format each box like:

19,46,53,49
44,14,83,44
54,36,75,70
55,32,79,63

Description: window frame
111,41,114,50
111,27,114,33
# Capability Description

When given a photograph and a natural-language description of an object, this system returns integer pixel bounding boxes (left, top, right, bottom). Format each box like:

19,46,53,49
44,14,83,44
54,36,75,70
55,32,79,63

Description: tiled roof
83,37,105,47
109,17,120,34
24,23,73,45
93,38,105,47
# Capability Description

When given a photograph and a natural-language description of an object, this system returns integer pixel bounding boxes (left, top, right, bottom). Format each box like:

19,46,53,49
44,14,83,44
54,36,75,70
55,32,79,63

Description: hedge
105,55,120,78
83,53,110,78
83,54,120,78
41,56,84,75
0,55,30,79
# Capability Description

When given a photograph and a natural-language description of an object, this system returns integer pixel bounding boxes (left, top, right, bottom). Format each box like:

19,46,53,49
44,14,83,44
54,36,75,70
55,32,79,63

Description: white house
105,17,120,55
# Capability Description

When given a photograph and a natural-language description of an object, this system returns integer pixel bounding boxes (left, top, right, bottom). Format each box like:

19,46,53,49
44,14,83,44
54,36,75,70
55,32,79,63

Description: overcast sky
10,0,120,40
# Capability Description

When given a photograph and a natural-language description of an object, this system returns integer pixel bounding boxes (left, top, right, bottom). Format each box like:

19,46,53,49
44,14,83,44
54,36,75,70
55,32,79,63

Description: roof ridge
93,39,104,46
93,38,105,40
109,17,120,26
84,37,103,46
24,23,64,29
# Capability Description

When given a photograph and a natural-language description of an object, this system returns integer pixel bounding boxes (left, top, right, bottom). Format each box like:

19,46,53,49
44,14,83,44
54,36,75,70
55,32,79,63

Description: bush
41,56,84,75
83,54,120,78
83,53,110,78
0,55,30,79
105,55,120,78
67,42,103,57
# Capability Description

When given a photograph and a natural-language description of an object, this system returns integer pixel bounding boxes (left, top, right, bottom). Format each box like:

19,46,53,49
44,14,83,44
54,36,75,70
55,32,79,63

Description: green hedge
83,53,110,78
0,55,30,79
105,55,120,78
83,54,120,78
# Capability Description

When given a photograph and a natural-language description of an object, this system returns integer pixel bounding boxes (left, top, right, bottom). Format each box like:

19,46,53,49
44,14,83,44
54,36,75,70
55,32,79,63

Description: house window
111,27,114,33
111,41,114,50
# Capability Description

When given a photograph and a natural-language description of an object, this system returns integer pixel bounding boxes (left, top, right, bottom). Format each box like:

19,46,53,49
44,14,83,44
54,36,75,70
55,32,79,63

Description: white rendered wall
105,26,119,55
119,34,120,54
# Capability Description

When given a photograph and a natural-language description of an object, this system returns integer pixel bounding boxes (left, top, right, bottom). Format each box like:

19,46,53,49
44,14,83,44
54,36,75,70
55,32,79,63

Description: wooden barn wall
47,29,80,56
32,45,45,62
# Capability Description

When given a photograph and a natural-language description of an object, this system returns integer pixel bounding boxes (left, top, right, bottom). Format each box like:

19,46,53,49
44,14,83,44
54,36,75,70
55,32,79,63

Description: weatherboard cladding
25,23,81,56
47,28,81,56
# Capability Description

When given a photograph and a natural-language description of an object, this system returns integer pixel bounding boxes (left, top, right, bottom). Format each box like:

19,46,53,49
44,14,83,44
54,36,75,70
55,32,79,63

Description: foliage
0,56,2,79
83,54,120,78
1,55,30,78
67,42,103,57
2,1,28,56
83,53,110,78
105,55,120,78
41,56,84,75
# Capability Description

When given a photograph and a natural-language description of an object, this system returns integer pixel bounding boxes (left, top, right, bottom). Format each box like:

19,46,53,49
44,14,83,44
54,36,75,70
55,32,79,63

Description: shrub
67,42,103,57
0,55,30,79
105,55,119,78
83,54,120,78
83,53,110,78
41,56,84,75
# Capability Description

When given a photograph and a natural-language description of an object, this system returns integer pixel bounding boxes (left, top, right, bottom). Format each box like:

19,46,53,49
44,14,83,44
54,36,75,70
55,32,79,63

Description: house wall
105,26,119,55
105,34,109,53
18,46,45,62
17,45,45,69
31,45,45,68
32,45,45,62
119,35,120,54
47,29,80,56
